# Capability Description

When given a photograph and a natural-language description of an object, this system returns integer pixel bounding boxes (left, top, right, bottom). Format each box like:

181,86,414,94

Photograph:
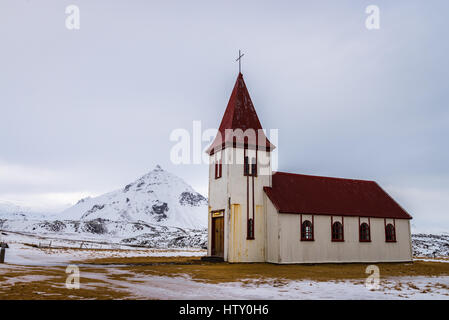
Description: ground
1,232,449,299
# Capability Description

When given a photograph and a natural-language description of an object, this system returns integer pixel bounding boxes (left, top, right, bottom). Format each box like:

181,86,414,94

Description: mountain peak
60,166,207,229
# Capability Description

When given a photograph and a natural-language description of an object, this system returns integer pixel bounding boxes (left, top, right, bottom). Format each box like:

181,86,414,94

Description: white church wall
207,151,228,257
225,148,271,262
265,194,280,263
276,213,412,264
208,151,228,211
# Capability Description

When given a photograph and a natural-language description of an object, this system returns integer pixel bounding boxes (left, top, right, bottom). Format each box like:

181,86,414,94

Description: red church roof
206,73,275,155
264,172,412,219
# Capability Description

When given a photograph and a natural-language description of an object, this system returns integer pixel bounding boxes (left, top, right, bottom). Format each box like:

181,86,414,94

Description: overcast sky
0,1,448,233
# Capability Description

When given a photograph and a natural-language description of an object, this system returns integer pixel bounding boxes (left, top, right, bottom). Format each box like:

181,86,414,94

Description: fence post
0,243,9,263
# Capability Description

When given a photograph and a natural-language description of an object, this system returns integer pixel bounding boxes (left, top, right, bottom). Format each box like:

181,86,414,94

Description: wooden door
212,216,224,257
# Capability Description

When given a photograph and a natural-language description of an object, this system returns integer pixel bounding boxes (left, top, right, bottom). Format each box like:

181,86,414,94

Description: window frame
331,216,344,242
251,157,257,177
300,216,314,241
244,155,250,176
214,155,222,179
385,220,396,242
359,217,371,242
247,218,254,240
243,148,257,177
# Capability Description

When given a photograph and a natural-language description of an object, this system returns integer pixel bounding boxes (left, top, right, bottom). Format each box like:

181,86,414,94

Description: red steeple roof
206,73,275,155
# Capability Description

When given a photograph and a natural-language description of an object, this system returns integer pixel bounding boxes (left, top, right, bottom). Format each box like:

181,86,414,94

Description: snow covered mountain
0,218,207,249
0,166,209,249
0,202,29,218
0,202,50,220
60,165,208,229
412,233,449,257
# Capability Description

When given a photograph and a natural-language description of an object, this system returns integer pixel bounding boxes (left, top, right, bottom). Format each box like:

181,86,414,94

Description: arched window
301,220,313,241
360,222,370,242
332,221,344,241
385,223,396,242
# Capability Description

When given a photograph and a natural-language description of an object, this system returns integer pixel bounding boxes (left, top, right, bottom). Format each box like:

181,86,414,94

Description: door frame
211,210,224,257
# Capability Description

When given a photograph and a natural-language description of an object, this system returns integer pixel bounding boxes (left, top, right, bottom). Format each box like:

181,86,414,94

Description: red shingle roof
264,172,412,219
206,73,275,155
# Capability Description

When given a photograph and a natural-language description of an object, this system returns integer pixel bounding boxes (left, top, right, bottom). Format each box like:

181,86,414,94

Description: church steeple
206,73,275,155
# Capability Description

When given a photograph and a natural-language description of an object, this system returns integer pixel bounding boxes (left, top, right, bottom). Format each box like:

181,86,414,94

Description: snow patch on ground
80,271,449,300
1,274,56,286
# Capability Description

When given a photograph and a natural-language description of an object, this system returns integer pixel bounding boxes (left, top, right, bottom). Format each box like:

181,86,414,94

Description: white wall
207,150,228,257
265,195,279,263
273,212,412,264
208,147,272,262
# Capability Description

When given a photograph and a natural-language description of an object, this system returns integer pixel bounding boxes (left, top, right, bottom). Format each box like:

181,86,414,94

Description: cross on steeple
236,50,245,74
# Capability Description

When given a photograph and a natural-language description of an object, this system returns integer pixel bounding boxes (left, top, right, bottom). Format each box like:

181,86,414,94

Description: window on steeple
216,160,222,179
215,155,222,179
251,157,257,177
244,156,250,176
247,218,254,240
244,155,257,177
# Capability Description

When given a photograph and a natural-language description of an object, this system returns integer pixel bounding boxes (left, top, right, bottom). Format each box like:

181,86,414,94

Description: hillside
60,165,207,229
0,165,208,248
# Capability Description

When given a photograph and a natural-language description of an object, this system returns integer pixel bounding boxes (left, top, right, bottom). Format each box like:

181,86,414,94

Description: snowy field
1,263,448,299
79,273,449,300
0,231,205,266
0,231,448,300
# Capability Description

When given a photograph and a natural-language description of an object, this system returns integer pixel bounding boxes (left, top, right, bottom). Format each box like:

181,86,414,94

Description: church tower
206,73,275,262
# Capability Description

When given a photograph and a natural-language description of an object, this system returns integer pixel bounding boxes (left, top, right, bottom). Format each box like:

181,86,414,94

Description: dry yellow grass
77,256,449,283
1,256,448,300
0,266,129,300
80,255,200,265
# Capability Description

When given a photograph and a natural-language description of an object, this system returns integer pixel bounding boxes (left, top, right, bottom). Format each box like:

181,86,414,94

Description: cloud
0,160,93,211
0,161,67,188
0,192,90,213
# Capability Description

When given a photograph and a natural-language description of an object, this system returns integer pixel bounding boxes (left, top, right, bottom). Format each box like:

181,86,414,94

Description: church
205,72,413,264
